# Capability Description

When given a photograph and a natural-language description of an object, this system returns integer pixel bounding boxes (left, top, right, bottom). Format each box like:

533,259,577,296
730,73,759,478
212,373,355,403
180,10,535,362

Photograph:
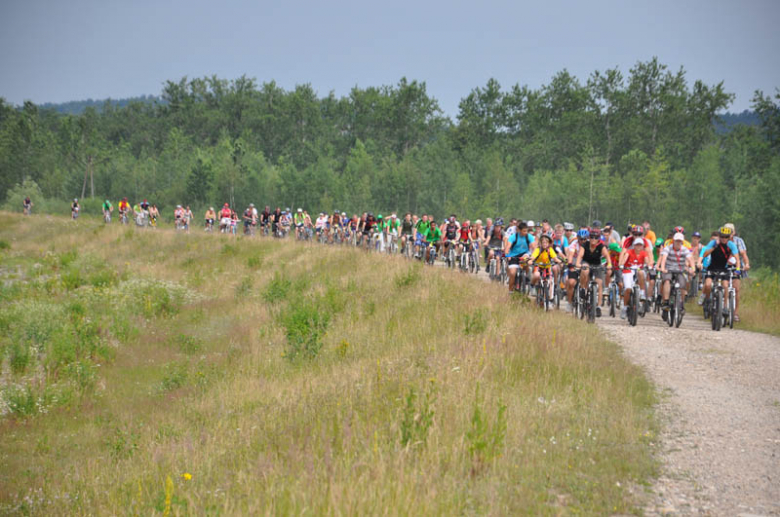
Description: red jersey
459,227,470,241
220,208,232,219
622,249,648,273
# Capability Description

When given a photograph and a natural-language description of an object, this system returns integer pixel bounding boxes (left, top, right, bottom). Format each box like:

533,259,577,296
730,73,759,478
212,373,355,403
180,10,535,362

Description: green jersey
102,201,112,211
385,218,400,233
424,226,442,244
416,220,430,236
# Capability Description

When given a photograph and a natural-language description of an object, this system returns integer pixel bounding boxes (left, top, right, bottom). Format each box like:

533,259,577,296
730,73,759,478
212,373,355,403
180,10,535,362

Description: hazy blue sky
1,0,778,116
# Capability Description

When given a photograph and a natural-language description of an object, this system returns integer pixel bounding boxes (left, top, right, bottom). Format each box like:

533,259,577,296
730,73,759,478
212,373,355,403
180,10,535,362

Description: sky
1,0,778,117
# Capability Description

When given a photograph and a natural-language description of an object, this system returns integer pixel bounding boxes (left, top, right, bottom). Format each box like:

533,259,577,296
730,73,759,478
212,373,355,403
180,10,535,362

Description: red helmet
674,226,685,234
224,203,229,207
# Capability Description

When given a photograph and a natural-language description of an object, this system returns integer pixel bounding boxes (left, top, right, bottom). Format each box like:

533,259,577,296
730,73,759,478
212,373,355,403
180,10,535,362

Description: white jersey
315,216,328,229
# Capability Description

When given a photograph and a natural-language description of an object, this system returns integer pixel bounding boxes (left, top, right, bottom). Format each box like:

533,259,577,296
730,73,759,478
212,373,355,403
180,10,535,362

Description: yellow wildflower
182,472,192,480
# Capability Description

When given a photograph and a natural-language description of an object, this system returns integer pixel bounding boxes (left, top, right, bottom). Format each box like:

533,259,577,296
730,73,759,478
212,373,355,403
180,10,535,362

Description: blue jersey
701,239,738,270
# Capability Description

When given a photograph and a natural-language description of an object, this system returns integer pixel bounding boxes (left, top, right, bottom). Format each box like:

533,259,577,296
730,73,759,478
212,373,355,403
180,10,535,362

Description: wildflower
181,473,192,481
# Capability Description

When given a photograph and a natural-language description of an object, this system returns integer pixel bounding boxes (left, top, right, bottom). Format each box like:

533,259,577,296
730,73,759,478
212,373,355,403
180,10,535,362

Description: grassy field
0,213,656,515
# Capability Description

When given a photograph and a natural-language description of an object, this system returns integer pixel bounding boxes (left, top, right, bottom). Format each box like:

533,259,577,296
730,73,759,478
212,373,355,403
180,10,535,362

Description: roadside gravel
598,313,780,515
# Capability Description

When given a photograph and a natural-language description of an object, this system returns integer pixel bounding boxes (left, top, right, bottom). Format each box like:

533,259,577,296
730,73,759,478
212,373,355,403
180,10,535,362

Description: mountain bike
444,240,457,269
426,244,437,266
532,264,554,311
103,211,112,223
71,207,79,220
581,266,604,324
666,272,687,328
120,210,129,225
606,268,621,318
386,232,398,255
710,268,737,331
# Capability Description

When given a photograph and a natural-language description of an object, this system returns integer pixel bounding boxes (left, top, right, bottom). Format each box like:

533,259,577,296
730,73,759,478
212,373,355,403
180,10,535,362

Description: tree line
1,58,778,266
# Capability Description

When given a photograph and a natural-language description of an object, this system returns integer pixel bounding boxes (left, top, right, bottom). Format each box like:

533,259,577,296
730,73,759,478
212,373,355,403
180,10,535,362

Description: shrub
263,273,291,303
463,310,487,335
235,276,253,298
0,240,10,251
282,303,330,360
395,266,421,288
466,384,507,474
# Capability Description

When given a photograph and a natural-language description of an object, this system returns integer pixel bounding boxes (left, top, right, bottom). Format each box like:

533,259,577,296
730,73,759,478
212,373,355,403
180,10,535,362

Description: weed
61,268,84,290
466,384,507,474
0,239,9,250
88,268,118,288
235,276,253,298
463,309,487,335
395,265,421,288
175,334,202,354
336,339,350,358
159,362,188,392
282,303,330,360
58,250,78,268
9,343,31,374
221,243,238,256
263,273,291,303
64,359,97,391
107,426,139,460
247,255,263,269
400,385,435,447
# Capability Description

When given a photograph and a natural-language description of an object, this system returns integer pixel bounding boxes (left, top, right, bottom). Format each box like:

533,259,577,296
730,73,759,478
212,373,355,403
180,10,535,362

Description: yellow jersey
530,247,557,267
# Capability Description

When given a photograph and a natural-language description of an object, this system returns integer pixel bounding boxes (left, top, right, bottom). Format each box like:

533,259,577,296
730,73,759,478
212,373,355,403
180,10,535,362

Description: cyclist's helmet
592,219,602,228
563,222,574,231
577,229,590,239
719,226,733,237
377,214,383,219
632,225,644,235
526,220,535,228
368,212,373,217
74,198,78,202
540,234,552,244
608,242,621,253
674,225,684,234
105,199,110,204
654,238,664,247
297,208,303,213
692,231,701,238
495,217,504,226
341,212,346,216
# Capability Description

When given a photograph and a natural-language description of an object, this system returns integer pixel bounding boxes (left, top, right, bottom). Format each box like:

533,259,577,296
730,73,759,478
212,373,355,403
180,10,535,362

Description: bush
263,273,291,303
282,303,330,360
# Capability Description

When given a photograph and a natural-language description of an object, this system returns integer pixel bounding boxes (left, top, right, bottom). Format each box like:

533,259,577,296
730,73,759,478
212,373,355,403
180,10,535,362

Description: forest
1,58,778,266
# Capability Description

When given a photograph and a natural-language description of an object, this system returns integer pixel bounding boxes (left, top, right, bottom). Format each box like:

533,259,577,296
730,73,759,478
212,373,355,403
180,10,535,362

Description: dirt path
597,312,780,515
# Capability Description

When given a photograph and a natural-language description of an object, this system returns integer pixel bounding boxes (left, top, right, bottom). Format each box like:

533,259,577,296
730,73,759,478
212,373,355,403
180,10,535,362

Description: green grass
0,211,657,514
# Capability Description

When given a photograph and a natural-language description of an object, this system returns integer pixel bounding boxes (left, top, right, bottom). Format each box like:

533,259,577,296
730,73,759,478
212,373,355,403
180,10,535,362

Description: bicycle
103,211,112,224
580,266,605,324
709,268,737,331
665,271,688,328
606,268,622,318
425,243,437,266
444,240,457,269
120,210,129,225
531,263,554,311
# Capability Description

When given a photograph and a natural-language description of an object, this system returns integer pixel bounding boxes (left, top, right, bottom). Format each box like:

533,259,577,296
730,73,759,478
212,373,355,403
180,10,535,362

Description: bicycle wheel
728,290,735,329
667,290,675,328
629,289,638,326
675,289,684,328
609,284,617,317
544,280,551,311
587,286,597,323
712,291,722,331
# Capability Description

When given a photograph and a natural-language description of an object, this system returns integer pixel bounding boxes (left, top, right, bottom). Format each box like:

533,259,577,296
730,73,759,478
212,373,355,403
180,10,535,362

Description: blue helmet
577,229,590,239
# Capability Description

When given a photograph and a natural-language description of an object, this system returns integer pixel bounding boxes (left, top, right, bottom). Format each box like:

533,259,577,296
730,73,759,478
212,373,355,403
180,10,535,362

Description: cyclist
527,234,562,298
505,221,535,293
484,218,505,271
174,205,185,229
293,208,305,238
663,226,692,249
23,196,33,215
658,232,696,321
563,222,576,246
603,222,621,245
204,207,216,231
575,229,612,317
149,204,159,226
385,213,401,252
457,220,474,265
591,220,605,243
118,197,131,222
329,210,343,243
642,220,657,244
699,226,742,320
605,242,622,295
414,214,430,257
565,229,589,311
724,223,748,318
102,199,113,221
219,203,232,232
618,238,653,319
423,218,442,262
71,198,80,219
261,206,271,234
400,213,415,254
243,205,255,235
441,215,460,261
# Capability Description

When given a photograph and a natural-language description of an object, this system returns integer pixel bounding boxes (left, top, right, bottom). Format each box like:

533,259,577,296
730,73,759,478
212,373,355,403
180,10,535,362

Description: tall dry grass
738,270,780,336
0,212,656,514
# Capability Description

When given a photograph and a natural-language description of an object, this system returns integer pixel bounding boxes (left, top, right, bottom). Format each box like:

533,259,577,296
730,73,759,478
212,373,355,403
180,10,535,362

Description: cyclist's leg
661,273,672,303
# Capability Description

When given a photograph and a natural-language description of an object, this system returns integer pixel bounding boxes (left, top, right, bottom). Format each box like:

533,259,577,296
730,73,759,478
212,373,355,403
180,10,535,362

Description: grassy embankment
737,270,780,336
0,212,656,514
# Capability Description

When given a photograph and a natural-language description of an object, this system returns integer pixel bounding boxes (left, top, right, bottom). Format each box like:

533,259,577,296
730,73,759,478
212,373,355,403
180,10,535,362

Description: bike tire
728,291,735,329
675,291,684,328
712,291,722,331
667,291,675,328
587,286,596,324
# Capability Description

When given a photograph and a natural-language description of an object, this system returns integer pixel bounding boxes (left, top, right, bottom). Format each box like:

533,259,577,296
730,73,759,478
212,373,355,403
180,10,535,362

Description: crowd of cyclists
40,196,752,330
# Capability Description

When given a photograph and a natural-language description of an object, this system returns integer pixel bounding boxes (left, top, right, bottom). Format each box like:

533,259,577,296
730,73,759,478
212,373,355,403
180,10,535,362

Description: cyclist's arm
575,247,584,268
658,253,667,273
601,246,613,268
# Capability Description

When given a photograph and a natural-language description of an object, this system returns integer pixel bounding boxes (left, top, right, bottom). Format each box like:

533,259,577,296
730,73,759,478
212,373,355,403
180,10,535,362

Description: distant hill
715,110,760,134
37,95,162,114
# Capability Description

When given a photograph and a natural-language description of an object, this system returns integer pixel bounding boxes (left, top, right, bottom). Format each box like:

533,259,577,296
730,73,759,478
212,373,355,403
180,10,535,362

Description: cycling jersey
622,249,648,273
702,240,738,270
507,232,534,258
423,226,442,244
386,218,400,234
401,219,414,235
661,245,692,272
445,222,459,240
220,208,232,219
530,247,557,267
621,236,652,250
582,243,605,266
487,229,503,248
102,202,112,211
458,227,470,242
118,201,129,211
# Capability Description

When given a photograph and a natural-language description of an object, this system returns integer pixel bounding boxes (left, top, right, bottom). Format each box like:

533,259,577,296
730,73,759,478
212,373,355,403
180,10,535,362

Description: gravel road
435,257,779,514
597,311,780,515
